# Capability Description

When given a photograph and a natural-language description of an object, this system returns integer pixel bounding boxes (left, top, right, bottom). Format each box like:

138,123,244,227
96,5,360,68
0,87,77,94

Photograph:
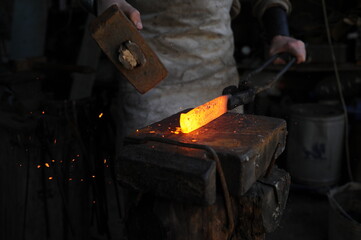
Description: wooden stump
126,167,290,240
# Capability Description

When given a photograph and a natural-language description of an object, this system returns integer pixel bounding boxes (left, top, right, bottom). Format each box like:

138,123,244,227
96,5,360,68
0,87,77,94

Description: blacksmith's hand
98,0,143,30
269,35,306,64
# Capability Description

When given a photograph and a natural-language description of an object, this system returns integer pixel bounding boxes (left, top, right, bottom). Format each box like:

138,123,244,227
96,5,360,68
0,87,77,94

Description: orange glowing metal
180,95,229,133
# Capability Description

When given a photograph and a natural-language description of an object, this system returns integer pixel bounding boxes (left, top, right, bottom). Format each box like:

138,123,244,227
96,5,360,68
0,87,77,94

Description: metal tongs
222,53,296,110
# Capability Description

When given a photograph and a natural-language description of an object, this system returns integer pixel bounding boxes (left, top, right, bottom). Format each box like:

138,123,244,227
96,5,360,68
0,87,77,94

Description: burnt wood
235,166,291,240
118,112,287,202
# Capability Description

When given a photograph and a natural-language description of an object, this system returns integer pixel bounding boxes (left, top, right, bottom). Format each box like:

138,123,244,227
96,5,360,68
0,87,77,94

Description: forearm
252,1,306,63
262,6,290,42
97,0,129,15
79,0,131,15
79,0,142,29
79,0,97,15
252,0,291,21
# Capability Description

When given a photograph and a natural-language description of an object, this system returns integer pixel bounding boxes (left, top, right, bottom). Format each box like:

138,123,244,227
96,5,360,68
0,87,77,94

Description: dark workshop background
1,0,361,240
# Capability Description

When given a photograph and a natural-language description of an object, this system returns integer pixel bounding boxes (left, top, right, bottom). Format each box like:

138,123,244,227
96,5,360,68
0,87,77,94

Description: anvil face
118,112,287,205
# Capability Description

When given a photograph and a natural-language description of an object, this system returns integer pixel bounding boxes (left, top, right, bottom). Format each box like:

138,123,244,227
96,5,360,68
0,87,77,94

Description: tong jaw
222,53,295,110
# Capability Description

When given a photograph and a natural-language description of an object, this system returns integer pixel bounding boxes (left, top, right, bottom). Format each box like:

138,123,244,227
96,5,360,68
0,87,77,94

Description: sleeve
252,0,292,21
79,0,97,15
230,0,241,19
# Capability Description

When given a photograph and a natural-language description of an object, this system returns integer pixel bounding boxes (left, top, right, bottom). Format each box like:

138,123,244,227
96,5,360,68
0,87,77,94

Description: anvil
117,111,287,205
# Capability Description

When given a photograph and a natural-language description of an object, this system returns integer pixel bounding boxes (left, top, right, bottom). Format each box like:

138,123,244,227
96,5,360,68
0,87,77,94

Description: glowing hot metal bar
180,95,230,133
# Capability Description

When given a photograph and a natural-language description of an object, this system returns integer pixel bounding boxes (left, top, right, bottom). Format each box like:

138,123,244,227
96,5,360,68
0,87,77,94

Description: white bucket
286,103,345,186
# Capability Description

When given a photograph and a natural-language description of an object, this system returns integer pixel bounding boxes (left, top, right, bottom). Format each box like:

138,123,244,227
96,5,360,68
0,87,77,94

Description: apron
118,0,240,133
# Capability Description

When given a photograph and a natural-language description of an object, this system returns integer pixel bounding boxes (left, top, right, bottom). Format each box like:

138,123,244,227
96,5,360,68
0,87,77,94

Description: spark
170,127,182,135
37,165,41,168
98,113,103,118
49,177,53,180
45,163,50,167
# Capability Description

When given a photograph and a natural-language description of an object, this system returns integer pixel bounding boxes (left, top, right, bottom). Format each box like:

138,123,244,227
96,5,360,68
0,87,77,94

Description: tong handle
223,53,296,110
239,52,296,93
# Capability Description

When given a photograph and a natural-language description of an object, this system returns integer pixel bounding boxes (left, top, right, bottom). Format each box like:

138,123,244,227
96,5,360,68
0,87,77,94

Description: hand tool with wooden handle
90,5,168,94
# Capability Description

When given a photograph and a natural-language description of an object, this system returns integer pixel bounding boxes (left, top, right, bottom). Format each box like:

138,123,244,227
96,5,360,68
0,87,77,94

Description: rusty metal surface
90,5,168,94
119,112,287,199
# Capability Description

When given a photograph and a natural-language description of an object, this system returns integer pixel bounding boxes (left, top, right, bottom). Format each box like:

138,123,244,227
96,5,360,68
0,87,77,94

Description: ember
180,95,229,133
170,127,182,135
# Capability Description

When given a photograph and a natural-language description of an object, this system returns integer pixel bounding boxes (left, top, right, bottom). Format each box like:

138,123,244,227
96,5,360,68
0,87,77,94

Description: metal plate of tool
90,5,168,94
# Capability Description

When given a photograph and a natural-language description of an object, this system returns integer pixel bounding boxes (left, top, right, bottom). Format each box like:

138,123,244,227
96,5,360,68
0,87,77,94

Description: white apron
118,0,240,133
